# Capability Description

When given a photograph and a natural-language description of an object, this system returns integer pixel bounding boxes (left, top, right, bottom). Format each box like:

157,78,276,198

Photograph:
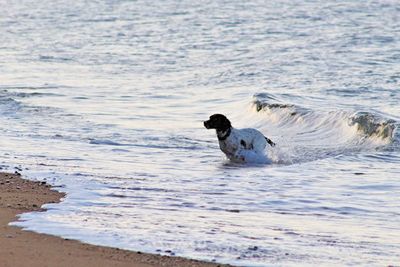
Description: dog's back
235,128,267,152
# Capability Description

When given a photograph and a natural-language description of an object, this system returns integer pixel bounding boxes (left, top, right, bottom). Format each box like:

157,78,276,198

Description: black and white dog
204,114,275,163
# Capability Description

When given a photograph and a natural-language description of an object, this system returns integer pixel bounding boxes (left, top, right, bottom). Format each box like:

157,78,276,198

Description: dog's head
203,114,231,131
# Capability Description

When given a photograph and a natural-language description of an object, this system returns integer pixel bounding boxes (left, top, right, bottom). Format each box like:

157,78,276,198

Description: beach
0,172,227,267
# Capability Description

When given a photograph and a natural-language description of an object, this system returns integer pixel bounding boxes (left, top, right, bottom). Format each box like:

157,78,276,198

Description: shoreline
0,172,228,267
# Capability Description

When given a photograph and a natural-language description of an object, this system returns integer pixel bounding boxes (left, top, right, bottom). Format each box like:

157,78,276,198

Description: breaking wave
249,93,397,164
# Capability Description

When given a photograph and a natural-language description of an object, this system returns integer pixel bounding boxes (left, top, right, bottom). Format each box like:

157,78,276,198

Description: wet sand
0,172,228,267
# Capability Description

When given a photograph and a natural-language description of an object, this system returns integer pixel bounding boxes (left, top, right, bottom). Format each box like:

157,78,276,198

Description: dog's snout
203,120,210,129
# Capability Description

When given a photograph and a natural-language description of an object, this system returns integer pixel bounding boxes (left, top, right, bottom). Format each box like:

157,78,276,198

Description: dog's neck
217,127,231,141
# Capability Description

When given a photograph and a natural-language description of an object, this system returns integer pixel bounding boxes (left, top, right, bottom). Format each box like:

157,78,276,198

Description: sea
1,0,399,266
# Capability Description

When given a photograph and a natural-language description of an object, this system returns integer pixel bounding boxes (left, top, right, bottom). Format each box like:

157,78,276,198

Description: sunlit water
1,0,400,266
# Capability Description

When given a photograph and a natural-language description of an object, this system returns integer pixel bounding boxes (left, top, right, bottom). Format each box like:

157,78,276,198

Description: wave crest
253,95,396,142
250,93,397,163
349,112,395,140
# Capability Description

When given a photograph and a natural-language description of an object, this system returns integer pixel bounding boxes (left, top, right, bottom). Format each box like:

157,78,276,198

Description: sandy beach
0,172,228,267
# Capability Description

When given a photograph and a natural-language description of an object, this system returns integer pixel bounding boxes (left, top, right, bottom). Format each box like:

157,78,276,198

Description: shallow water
1,0,400,266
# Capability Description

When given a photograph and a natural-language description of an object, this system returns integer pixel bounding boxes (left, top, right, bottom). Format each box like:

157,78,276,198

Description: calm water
1,0,400,266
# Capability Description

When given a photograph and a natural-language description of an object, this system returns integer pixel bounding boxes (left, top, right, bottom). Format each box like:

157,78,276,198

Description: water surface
1,0,399,266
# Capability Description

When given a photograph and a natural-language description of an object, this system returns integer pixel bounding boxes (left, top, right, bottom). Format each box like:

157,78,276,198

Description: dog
204,114,275,162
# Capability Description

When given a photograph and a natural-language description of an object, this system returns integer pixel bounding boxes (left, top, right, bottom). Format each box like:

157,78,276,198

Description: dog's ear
220,116,231,130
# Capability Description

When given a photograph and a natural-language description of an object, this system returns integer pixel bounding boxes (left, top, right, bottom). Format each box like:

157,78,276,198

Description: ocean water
1,0,400,266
